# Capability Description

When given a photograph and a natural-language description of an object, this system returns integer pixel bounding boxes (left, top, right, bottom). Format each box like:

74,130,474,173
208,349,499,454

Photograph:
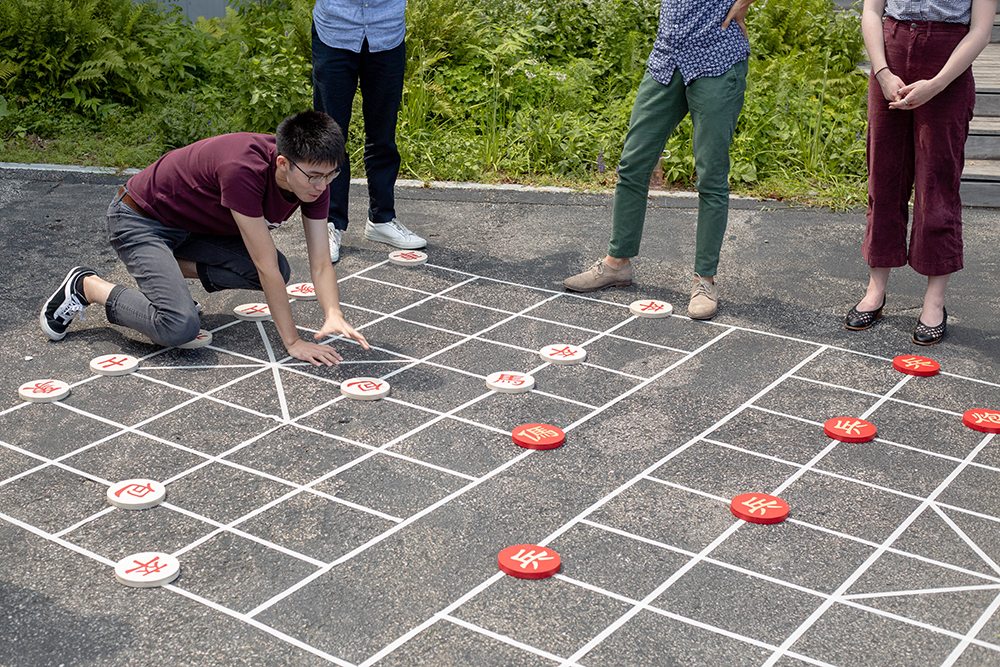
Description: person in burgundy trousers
846,0,996,345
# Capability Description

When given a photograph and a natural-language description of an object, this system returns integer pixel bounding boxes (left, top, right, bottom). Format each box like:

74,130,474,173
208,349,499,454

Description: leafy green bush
0,0,183,115
0,0,869,205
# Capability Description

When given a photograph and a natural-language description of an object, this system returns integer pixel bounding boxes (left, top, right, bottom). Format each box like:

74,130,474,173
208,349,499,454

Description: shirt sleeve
218,160,267,219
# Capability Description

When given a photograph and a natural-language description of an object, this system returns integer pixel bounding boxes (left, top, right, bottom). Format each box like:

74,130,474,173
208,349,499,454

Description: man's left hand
723,0,755,39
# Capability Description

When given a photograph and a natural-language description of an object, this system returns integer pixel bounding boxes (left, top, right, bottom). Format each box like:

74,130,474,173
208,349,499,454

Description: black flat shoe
913,308,947,346
845,295,886,330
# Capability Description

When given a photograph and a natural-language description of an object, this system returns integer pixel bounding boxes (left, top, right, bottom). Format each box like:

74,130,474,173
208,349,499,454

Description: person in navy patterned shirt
564,0,754,321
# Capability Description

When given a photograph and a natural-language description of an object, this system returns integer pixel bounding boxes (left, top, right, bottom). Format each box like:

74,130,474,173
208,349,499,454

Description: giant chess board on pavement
3,245,1000,667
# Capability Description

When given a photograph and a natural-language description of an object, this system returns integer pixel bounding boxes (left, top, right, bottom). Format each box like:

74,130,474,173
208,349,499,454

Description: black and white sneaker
40,266,97,340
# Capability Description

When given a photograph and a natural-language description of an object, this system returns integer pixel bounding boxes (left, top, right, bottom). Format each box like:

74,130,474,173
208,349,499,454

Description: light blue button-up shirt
647,0,751,86
885,0,971,24
313,0,406,53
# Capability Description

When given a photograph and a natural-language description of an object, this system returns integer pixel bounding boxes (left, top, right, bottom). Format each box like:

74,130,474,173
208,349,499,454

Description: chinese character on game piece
97,356,128,369
508,548,556,570
741,496,783,516
516,426,561,443
114,482,155,499
899,356,934,370
494,374,526,385
28,380,58,394
396,252,422,260
548,346,577,358
832,419,865,436
346,380,384,392
640,302,664,312
125,555,168,577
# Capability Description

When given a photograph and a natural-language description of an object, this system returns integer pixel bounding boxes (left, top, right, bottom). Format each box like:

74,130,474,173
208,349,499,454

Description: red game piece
823,417,877,443
963,409,1000,434
892,355,940,377
511,423,565,450
730,493,790,524
497,544,561,579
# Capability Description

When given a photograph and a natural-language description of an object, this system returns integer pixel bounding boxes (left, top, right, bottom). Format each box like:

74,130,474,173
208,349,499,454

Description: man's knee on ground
153,311,202,348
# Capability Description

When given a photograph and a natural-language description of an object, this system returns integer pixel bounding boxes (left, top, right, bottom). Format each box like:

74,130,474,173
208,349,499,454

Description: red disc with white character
340,377,390,401
892,355,940,377
823,417,877,443
512,423,565,450
498,544,561,579
731,493,790,524
963,409,1000,434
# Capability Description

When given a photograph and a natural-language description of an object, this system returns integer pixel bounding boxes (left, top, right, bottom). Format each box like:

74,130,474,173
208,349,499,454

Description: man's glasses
288,158,341,184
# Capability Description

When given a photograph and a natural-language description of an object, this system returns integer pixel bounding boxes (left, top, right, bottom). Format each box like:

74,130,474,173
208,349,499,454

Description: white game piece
177,330,213,349
539,343,587,365
388,250,428,266
629,299,673,319
485,371,536,394
18,379,70,403
340,377,391,401
234,303,271,321
287,282,317,300
114,552,180,588
90,354,139,376
107,479,166,510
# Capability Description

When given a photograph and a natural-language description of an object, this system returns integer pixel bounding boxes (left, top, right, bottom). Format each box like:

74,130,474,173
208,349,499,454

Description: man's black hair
275,110,345,167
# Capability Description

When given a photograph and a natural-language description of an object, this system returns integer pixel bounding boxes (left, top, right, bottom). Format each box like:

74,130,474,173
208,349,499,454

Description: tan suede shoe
688,274,718,320
562,260,633,292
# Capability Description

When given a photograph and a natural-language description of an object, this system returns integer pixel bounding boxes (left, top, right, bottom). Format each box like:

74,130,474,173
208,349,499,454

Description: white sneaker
328,223,343,263
364,218,426,250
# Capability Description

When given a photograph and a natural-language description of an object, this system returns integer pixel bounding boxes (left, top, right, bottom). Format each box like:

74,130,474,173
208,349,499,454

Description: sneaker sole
364,230,426,250
39,266,87,341
562,280,632,293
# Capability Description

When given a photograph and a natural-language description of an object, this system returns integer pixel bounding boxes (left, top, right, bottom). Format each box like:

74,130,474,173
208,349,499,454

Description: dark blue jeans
312,26,406,230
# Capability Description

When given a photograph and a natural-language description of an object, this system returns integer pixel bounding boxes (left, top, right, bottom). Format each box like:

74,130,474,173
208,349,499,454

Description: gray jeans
105,189,290,347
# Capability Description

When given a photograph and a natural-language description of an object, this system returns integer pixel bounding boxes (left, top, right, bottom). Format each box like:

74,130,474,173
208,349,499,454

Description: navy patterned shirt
885,0,972,24
313,0,406,53
648,0,751,86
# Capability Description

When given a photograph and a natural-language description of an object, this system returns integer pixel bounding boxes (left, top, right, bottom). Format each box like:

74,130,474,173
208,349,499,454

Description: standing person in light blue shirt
312,0,426,263
563,0,754,321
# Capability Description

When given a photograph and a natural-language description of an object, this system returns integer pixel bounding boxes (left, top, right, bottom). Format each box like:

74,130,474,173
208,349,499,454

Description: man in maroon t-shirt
40,110,369,365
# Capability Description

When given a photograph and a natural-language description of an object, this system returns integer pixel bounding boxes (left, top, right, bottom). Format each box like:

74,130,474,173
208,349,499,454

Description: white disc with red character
18,379,70,403
234,303,272,321
485,371,535,394
107,479,166,510
340,377,390,401
178,330,213,349
629,299,673,319
115,552,180,588
539,343,586,365
90,354,139,376
388,250,428,266
287,283,317,300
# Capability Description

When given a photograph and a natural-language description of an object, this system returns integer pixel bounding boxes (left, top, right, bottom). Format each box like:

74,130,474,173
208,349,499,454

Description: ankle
604,257,629,270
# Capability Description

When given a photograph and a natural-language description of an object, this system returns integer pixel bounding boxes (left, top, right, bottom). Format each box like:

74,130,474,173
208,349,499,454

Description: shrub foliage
0,0,868,196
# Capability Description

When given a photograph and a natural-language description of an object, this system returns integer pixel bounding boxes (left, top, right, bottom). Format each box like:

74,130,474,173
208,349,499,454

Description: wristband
873,66,889,77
